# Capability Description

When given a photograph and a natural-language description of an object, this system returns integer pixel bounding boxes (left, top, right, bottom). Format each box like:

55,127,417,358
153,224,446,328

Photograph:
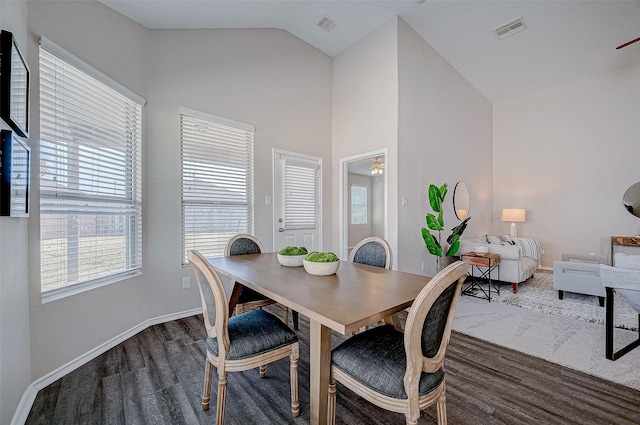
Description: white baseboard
10,307,202,425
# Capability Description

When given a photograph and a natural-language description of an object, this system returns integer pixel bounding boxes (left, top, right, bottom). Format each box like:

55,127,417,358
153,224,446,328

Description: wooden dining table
206,252,431,425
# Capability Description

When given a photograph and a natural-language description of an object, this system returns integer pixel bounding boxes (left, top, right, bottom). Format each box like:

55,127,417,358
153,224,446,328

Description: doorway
273,149,322,252
340,149,388,260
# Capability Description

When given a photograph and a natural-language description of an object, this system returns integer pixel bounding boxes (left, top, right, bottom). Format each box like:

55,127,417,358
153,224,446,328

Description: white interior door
273,150,322,252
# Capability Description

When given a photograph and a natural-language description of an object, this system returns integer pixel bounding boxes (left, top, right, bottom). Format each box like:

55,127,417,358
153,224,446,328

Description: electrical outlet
182,277,191,289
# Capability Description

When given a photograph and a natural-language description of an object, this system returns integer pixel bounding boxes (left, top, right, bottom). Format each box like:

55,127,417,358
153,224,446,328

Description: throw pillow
487,235,502,244
500,235,515,245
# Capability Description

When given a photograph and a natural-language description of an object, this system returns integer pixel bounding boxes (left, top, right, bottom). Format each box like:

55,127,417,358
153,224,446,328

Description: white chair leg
436,392,447,425
290,350,300,417
328,376,337,425
216,372,227,425
202,359,213,411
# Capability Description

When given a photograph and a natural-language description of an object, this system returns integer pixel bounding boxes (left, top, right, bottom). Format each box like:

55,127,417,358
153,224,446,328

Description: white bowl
475,245,489,254
303,259,340,276
277,254,307,267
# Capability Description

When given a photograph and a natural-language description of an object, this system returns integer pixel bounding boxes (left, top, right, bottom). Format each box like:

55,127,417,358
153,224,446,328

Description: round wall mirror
453,181,470,220
623,181,640,218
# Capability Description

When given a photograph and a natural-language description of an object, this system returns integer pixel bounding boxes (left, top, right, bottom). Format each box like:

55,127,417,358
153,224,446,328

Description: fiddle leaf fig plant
421,183,471,268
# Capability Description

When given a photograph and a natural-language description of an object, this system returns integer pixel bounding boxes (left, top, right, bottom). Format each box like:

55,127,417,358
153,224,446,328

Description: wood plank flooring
25,308,640,424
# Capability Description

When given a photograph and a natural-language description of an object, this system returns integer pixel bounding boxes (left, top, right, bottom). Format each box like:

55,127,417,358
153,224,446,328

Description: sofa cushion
487,243,520,260
614,253,640,271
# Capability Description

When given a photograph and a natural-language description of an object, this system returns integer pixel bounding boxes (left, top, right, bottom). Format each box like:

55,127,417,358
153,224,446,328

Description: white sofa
459,235,543,292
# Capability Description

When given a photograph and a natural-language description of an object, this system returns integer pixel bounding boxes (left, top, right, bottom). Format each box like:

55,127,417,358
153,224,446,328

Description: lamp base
510,222,518,239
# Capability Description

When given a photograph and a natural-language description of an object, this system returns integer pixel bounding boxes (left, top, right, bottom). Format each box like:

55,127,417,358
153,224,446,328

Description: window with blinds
282,157,318,230
39,38,144,297
181,109,255,264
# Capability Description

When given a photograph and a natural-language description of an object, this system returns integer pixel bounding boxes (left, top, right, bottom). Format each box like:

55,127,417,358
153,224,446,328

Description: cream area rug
465,272,639,331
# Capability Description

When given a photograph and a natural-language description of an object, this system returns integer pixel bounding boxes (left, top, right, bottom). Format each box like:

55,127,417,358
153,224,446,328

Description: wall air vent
493,16,527,40
317,16,338,33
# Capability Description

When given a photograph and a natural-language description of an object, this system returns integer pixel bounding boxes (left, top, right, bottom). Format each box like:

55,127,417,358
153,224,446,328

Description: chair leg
599,296,605,307
292,311,299,330
328,376,337,425
405,402,419,425
202,359,213,411
216,372,228,425
436,393,447,425
558,290,564,300
259,364,266,378
290,350,300,417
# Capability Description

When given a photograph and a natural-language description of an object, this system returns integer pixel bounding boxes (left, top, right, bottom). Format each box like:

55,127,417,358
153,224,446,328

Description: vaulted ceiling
99,0,640,102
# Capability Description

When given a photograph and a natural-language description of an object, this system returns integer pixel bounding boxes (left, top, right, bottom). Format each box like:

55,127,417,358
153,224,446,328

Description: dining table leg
309,319,332,425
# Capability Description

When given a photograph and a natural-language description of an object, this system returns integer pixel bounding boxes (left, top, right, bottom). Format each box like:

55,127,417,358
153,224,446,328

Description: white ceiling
99,0,640,102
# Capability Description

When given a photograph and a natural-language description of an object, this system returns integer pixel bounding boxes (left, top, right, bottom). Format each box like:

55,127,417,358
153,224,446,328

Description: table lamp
501,208,526,238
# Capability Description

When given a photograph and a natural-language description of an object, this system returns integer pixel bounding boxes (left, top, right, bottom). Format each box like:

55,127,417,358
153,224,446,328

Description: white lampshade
501,208,526,223
501,208,526,238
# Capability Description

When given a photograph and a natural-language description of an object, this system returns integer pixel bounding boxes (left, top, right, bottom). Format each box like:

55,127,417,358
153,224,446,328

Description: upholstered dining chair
350,236,394,331
349,236,393,269
188,250,300,424
225,233,298,329
328,260,468,425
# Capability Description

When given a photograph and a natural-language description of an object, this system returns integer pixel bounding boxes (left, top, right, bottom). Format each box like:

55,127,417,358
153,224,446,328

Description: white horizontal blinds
282,157,318,230
39,41,143,293
181,111,254,263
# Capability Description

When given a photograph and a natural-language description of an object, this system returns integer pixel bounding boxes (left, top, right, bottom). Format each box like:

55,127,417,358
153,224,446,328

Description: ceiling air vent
493,16,527,40
317,16,338,33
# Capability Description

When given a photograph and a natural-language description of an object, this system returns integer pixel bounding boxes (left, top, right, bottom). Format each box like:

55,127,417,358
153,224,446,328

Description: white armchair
553,253,607,307
600,253,640,360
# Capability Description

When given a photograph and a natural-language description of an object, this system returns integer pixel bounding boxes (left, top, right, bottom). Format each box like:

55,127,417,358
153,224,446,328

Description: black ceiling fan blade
616,37,640,50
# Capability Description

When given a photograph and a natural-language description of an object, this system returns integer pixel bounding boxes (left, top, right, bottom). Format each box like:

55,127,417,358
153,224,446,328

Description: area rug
467,272,639,331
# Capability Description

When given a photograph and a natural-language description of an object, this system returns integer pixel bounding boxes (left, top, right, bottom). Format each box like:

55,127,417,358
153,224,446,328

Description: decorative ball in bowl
277,246,308,267
303,251,340,276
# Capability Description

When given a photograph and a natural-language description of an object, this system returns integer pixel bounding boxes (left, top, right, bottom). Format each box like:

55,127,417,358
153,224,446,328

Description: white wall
145,28,332,318
26,0,151,380
0,1,31,423
397,19,493,276
494,62,640,267
332,18,399,260
371,174,385,237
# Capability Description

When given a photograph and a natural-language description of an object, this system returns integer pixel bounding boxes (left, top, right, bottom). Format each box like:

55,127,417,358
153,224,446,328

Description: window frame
180,107,255,265
350,184,368,225
39,37,145,302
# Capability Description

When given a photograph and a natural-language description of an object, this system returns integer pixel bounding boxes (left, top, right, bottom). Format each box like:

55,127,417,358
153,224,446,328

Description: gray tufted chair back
349,237,392,269
225,233,264,257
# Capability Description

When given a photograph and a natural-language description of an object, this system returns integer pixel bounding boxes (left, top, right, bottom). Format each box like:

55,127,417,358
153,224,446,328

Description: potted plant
421,183,471,271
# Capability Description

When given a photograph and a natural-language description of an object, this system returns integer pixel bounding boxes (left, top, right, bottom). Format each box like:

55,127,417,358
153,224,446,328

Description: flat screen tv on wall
0,129,30,216
0,29,29,138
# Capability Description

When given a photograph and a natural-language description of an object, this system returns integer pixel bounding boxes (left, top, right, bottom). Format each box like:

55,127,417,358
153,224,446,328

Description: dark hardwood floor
25,307,640,424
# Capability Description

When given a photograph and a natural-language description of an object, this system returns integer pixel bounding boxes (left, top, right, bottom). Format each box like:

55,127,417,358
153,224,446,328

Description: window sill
41,270,142,304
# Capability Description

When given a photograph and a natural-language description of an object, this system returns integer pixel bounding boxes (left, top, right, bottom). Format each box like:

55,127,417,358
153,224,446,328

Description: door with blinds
273,150,321,252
